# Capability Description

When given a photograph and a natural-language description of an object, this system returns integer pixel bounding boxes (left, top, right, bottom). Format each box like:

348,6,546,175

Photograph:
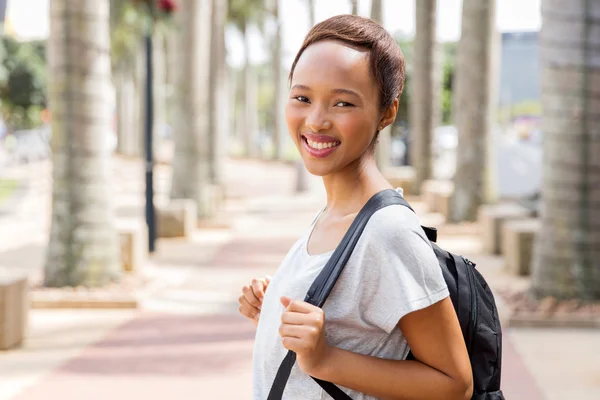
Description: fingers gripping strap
267,190,412,400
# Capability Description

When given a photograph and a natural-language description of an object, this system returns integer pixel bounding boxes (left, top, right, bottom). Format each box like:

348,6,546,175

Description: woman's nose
305,108,332,132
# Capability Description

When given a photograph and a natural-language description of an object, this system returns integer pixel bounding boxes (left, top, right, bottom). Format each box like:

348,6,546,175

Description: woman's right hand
238,276,271,326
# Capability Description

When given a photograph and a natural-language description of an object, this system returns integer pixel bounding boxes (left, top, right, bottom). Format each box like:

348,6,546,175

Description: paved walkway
1,157,598,399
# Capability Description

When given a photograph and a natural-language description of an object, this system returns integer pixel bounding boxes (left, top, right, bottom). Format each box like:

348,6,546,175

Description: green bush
0,37,48,131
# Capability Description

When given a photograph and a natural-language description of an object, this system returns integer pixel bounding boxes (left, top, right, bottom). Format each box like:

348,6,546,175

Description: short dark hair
289,14,405,111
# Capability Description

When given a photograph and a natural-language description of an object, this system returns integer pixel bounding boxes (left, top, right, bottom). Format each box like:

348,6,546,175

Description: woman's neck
321,154,392,218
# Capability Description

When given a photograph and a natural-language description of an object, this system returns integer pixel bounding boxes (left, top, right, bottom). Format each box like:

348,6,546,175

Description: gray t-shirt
252,199,450,400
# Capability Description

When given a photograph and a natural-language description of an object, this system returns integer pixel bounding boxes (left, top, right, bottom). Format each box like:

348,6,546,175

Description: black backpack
267,189,504,400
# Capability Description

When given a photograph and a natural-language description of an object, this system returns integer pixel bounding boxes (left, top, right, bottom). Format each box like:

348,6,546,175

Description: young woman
238,15,473,400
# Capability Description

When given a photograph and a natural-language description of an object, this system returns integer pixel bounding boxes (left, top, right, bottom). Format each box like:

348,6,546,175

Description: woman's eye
293,96,310,103
335,101,354,107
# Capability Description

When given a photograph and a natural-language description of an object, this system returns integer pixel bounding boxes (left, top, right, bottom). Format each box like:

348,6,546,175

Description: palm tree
271,0,284,160
228,0,267,158
111,1,144,157
410,0,438,193
350,0,359,15
45,0,120,287
170,0,215,217
208,0,229,184
307,0,316,27
370,0,382,23
450,0,497,222
370,0,391,172
531,0,600,300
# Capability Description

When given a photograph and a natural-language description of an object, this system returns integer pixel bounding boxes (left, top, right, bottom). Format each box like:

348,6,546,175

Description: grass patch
0,179,19,206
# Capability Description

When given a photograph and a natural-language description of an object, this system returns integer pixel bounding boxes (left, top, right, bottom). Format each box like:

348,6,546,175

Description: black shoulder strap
267,189,412,400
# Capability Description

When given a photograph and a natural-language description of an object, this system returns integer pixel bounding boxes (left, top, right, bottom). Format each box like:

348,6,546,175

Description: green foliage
394,37,457,127
228,0,268,33
0,179,18,207
256,62,275,132
110,3,146,70
395,38,412,124
441,42,457,124
110,1,175,72
0,37,48,131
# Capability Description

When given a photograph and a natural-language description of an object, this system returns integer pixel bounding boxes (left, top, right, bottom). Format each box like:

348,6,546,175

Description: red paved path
14,314,544,399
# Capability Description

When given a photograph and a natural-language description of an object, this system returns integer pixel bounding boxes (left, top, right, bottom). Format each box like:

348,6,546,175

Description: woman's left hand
279,296,332,377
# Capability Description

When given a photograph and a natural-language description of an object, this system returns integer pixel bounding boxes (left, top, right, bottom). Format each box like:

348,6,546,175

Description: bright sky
6,0,541,67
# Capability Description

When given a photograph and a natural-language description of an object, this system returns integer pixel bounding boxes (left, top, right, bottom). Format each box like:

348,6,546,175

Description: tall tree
171,0,215,217
228,0,266,158
45,0,120,287
450,0,497,222
307,0,315,27
410,0,438,193
370,0,391,172
350,0,359,15
370,0,382,23
110,2,148,158
271,0,284,159
531,0,600,300
208,0,229,184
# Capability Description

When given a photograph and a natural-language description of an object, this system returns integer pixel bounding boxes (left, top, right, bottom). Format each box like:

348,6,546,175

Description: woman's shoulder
362,203,431,249
369,203,423,233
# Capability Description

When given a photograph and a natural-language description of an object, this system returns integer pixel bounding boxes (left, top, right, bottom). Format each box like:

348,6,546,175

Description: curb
508,313,600,329
494,292,600,330
30,293,139,309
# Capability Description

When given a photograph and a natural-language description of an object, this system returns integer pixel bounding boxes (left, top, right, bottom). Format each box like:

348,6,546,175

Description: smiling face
286,40,390,177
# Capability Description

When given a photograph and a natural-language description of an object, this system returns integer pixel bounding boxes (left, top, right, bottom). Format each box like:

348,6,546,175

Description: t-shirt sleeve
355,214,450,335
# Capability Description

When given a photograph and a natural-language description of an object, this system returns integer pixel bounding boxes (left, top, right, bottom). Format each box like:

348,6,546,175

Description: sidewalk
1,157,598,399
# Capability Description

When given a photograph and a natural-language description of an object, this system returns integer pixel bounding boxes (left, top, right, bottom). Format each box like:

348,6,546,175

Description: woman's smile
301,133,341,158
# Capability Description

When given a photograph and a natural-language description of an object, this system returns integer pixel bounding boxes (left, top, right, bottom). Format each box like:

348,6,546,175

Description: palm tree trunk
410,0,437,193
208,0,228,183
45,0,120,287
370,0,382,24
111,0,142,158
241,22,259,158
308,0,316,27
370,0,390,172
450,0,497,222
350,0,359,15
531,0,600,300
152,31,166,158
272,0,284,160
171,0,214,217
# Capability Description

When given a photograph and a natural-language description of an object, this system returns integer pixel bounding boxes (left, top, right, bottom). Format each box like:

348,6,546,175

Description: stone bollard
156,199,198,239
421,180,454,214
421,180,438,212
117,220,148,273
435,183,454,220
478,203,532,255
383,166,416,195
0,273,28,350
502,218,540,276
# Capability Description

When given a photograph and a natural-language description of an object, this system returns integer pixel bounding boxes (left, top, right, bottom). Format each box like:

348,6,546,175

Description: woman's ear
377,98,399,131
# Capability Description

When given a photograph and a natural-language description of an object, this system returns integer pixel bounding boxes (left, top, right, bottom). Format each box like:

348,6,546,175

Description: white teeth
306,139,339,150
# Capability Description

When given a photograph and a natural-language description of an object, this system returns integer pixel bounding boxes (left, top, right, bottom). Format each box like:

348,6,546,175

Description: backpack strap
267,189,411,400
422,226,437,242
